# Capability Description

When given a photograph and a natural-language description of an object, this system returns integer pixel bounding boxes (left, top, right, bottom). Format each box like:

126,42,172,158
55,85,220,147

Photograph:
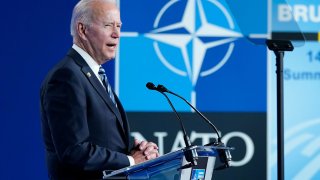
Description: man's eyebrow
104,21,122,25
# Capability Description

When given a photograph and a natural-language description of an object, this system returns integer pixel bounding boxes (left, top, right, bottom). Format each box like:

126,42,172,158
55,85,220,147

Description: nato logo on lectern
119,0,266,112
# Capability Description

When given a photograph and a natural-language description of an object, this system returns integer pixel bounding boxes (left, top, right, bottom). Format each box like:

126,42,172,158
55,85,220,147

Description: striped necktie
98,66,116,105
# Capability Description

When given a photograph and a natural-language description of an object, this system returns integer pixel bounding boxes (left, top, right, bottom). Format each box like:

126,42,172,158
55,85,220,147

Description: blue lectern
103,145,230,179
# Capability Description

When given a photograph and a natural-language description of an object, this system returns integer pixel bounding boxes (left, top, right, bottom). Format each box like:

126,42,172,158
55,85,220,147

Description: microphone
146,82,157,90
146,82,198,168
155,83,232,169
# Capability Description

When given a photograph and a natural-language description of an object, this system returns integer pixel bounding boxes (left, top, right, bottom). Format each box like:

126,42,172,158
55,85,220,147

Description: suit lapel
114,93,130,148
67,49,125,133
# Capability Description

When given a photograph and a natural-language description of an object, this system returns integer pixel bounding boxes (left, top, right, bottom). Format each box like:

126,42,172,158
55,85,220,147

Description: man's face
84,3,121,64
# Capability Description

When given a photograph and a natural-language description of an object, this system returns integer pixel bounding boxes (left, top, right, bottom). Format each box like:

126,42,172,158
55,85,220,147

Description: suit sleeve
41,67,130,171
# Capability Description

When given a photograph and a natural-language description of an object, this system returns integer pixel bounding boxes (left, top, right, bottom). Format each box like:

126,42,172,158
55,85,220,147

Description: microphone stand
146,83,198,168
156,84,232,169
266,40,294,180
157,85,221,143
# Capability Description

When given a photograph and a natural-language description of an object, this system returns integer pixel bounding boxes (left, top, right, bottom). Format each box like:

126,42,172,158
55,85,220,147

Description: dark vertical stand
266,40,293,180
275,51,284,180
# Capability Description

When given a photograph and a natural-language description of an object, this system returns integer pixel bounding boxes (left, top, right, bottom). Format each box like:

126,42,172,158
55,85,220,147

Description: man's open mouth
107,43,117,48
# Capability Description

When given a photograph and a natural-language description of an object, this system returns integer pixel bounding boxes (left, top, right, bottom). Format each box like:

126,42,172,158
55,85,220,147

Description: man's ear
77,22,87,40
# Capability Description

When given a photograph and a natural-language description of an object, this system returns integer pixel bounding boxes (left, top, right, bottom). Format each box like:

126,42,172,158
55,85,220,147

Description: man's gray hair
70,0,117,37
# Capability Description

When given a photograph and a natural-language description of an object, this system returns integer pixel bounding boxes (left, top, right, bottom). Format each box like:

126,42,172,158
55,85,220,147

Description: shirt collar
72,44,100,76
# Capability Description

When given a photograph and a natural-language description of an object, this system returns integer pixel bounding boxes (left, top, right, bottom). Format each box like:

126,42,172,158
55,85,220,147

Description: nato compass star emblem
144,0,242,106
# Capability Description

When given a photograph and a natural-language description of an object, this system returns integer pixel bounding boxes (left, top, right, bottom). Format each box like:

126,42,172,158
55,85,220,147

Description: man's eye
104,23,122,28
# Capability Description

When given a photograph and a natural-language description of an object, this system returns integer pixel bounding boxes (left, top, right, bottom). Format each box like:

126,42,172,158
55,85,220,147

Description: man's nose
111,28,120,38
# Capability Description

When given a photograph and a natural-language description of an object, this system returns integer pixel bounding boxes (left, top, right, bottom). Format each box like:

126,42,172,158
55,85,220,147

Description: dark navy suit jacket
40,49,130,179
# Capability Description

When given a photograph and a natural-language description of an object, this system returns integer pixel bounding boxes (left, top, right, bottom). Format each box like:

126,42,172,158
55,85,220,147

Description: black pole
266,39,293,180
275,51,284,180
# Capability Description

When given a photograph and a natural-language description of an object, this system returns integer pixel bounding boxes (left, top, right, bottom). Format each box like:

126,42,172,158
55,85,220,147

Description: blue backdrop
1,0,319,179
1,1,77,179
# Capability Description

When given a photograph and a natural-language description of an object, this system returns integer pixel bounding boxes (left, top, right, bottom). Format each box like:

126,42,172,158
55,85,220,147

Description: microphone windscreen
146,82,156,90
157,84,168,92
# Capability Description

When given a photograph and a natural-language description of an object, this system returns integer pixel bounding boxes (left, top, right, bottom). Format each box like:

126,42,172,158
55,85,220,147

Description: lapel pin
86,72,91,77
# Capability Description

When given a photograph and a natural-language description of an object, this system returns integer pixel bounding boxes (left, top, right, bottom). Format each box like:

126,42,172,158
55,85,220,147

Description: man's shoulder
49,48,84,70
48,56,77,76
40,48,90,94
41,53,80,86
49,48,85,75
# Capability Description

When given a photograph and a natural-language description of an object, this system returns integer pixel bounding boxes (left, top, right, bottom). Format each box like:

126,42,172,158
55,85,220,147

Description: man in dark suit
40,0,159,179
